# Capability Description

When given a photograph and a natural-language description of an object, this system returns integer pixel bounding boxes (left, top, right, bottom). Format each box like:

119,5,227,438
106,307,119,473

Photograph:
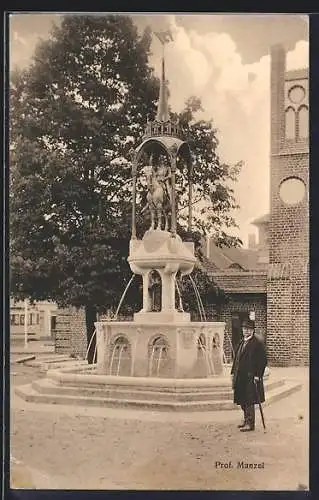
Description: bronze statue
141,154,172,231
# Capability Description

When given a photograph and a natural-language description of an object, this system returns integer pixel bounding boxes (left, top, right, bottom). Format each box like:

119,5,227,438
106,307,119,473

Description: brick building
266,44,309,366
55,44,309,367
204,44,309,366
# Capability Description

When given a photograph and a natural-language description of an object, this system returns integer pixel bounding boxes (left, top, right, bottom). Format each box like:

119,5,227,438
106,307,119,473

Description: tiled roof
211,271,267,294
251,213,270,226
221,246,261,270
200,255,219,272
207,240,268,271
207,243,235,269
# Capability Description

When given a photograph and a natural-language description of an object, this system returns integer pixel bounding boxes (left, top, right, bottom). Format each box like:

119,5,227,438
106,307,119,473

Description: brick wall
270,45,286,155
214,294,267,363
55,307,87,357
269,153,308,264
267,44,309,366
211,271,267,293
54,308,132,357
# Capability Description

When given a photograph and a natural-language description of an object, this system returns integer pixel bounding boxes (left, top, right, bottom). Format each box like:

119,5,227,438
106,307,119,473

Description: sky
9,13,309,246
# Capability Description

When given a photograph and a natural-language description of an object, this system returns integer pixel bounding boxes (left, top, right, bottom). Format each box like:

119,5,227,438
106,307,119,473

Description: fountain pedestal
96,230,225,378
128,230,196,319
95,320,225,378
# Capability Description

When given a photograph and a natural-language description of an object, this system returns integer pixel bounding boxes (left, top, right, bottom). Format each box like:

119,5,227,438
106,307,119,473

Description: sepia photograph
8,12,309,491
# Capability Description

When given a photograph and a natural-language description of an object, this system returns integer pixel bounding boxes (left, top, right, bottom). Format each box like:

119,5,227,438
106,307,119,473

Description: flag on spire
154,29,173,45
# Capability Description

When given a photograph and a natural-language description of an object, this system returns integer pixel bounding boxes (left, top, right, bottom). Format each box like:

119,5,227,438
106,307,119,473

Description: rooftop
205,240,268,272
251,213,270,226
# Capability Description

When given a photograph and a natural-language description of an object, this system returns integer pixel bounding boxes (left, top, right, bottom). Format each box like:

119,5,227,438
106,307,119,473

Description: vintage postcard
8,12,309,491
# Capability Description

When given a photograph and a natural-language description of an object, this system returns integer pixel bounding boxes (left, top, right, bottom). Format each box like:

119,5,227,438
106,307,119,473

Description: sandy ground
9,363,309,491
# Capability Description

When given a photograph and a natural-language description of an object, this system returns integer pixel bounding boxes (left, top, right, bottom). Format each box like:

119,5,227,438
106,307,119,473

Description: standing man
231,319,267,432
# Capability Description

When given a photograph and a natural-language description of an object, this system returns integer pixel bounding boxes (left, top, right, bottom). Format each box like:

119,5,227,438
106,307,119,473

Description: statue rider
155,154,172,208
142,153,173,232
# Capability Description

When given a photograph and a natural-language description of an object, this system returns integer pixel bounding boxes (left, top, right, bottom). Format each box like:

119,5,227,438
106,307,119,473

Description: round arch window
288,85,306,104
279,177,306,205
149,336,169,355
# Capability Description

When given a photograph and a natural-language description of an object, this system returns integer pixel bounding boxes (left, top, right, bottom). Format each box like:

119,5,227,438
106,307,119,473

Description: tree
10,15,158,361
10,15,241,362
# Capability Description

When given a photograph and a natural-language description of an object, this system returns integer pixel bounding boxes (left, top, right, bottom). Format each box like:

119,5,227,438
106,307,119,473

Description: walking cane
254,379,266,432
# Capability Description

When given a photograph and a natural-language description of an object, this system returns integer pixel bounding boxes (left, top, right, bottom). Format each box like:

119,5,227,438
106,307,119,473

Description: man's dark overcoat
231,334,267,406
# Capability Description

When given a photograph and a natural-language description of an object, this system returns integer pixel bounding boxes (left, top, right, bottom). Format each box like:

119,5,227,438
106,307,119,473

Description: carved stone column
160,270,177,313
169,144,178,237
188,156,194,233
142,272,151,312
130,150,138,240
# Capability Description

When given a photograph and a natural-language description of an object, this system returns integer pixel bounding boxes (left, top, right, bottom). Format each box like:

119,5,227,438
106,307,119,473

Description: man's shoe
237,422,246,428
240,425,255,432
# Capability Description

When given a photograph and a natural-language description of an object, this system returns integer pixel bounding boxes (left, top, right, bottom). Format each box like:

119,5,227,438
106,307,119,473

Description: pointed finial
154,29,173,123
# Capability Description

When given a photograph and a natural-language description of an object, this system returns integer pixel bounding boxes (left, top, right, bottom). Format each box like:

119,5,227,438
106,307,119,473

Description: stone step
29,354,73,362
25,358,87,372
15,379,302,412
25,356,75,367
45,374,279,393
10,344,55,354
44,367,270,390
14,383,238,411
33,378,284,402
264,380,303,406
32,378,232,402
14,355,36,364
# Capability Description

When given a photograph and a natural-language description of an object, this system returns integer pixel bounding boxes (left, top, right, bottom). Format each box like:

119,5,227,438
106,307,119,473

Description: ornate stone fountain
95,31,225,380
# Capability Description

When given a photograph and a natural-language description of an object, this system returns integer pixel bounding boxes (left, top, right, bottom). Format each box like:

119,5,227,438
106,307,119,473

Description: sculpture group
142,154,173,232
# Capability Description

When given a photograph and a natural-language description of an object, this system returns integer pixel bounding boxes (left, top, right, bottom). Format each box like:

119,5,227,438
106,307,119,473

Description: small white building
10,299,58,341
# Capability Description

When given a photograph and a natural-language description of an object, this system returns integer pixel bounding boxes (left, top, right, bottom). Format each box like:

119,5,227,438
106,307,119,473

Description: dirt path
10,364,309,490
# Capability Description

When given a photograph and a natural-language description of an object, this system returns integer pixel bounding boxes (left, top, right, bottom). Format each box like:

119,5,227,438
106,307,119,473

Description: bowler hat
242,319,255,330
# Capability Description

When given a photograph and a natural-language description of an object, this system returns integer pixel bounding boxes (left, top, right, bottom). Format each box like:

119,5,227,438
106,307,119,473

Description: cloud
13,31,27,45
286,40,309,70
10,30,42,69
168,18,212,90
149,16,308,245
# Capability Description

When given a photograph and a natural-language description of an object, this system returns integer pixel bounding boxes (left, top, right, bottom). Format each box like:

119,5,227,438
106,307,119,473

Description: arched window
212,333,220,350
197,334,207,370
285,107,296,140
197,334,206,349
149,270,162,312
109,335,131,376
148,335,169,377
297,105,308,139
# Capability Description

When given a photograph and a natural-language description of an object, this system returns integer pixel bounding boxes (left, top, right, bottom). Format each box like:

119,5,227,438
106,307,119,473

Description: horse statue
141,155,172,231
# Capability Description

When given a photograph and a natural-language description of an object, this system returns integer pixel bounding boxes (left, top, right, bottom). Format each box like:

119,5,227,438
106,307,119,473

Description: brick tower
267,44,309,366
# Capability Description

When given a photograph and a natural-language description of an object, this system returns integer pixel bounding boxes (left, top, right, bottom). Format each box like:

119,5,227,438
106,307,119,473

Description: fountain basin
15,362,302,413
128,230,196,274
95,320,225,378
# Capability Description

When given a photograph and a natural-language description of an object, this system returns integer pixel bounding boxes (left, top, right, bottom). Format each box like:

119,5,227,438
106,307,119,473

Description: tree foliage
10,16,158,310
172,96,242,247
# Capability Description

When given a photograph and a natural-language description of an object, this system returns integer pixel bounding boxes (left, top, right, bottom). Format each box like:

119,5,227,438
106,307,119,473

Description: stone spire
156,54,169,122
143,29,182,140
